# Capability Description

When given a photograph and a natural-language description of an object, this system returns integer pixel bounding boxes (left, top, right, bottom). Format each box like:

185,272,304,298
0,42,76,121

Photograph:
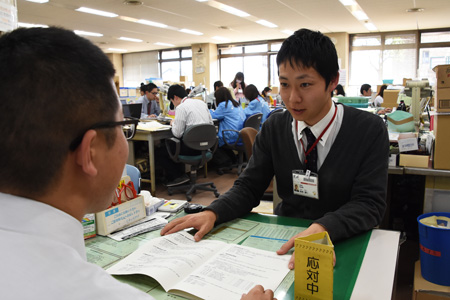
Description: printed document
107,231,290,300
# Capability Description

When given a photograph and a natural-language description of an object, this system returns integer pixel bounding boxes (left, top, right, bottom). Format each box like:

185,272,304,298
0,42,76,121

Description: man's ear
328,73,340,93
75,130,99,177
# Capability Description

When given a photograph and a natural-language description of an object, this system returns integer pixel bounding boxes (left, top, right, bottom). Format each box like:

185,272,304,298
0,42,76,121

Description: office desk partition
85,213,400,300
127,128,173,195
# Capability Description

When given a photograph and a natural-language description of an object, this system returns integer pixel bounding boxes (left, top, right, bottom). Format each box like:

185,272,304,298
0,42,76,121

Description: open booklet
107,231,291,300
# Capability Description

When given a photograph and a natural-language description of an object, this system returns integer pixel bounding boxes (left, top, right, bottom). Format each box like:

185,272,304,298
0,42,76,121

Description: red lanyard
297,104,337,163
181,97,188,104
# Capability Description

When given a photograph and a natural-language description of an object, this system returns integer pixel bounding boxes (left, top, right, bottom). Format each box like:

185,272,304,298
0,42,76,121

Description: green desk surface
86,212,371,300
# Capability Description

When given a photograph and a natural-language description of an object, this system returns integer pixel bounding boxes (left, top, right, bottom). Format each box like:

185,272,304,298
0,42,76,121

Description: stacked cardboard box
432,65,450,170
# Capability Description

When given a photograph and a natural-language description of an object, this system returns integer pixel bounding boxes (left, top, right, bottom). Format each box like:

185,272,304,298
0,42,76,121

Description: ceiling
16,0,450,54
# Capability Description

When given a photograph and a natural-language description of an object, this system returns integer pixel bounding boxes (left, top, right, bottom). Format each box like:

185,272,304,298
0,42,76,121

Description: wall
106,53,124,87
325,32,350,88
191,43,218,93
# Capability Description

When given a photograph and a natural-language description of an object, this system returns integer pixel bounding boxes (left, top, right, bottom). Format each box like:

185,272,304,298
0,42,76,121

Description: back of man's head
0,27,117,197
168,84,187,101
276,28,339,89
214,81,224,91
360,84,371,95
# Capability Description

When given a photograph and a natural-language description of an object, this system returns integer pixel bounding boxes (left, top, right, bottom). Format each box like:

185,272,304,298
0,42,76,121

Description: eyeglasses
113,180,137,206
151,92,159,95
69,117,139,151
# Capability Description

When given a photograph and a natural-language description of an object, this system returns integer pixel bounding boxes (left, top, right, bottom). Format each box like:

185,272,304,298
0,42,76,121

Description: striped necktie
303,127,318,173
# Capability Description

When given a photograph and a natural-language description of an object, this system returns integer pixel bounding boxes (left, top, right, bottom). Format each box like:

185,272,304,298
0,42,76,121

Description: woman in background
374,84,388,107
334,84,346,97
230,72,246,104
261,87,273,104
209,87,246,168
243,84,270,123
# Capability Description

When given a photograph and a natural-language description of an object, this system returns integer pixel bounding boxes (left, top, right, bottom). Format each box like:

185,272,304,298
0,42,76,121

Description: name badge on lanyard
292,170,319,199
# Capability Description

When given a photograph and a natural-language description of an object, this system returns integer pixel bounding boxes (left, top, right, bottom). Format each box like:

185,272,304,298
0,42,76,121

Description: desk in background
85,213,399,300
127,128,172,195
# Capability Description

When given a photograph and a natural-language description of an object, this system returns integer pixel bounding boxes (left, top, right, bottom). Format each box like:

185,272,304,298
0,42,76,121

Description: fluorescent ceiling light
76,7,118,18
18,22,48,28
74,30,103,37
136,19,168,28
119,37,143,42
364,22,377,31
196,0,209,2
217,4,250,17
155,42,175,47
108,48,128,52
25,0,49,3
352,10,368,20
282,29,294,35
212,36,230,42
339,0,356,6
256,20,278,28
179,29,203,36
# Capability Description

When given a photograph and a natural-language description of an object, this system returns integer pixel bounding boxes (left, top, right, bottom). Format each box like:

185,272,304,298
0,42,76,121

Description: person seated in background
209,87,246,168
333,84,346,97
261,87,273,104
161,28,389,277
206,80,223,109
243,84,270,123
360,83,372,97
136,82,160,118
185,88,191,95
159,84,214,187
373,84,387,107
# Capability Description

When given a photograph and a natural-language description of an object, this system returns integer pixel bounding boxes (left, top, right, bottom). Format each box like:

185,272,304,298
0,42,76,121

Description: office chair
218,113,263,175
240,127,274,201
125,164,141,193
165,124,220,201
267,108,284,119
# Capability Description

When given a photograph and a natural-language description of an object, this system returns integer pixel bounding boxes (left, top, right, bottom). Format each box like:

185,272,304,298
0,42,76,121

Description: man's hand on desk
241,285,276,300
276,223,336,269
160,210,217,242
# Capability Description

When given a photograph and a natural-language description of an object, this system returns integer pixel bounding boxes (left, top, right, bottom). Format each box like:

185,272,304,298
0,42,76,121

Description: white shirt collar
296,103,337,146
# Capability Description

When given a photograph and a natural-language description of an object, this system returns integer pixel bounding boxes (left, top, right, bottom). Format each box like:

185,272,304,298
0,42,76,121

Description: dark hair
214,87,239,108
262,87,272,97
277,28,339,89
377,84,388,97
214,80,224,90
360,83,371,95
244,84,260,101
0,27,117,196
168,84,187,101
335,84,346,96
230,72,246,91
141,82,157,93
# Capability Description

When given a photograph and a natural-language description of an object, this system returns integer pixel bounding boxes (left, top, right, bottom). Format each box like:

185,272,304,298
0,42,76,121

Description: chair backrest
125,164,141,193
182,124,218,151
267,108,284,119
244,113,262,130
240,127,258,159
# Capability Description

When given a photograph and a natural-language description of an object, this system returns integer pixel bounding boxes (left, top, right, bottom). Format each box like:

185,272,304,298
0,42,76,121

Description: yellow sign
295,232,334,300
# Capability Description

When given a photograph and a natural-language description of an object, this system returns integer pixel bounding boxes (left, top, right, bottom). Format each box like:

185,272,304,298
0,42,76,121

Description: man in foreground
0,27,266,300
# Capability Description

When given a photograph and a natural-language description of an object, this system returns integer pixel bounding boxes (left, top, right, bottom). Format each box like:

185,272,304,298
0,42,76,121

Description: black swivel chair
165,124,220,201
218,113,263,175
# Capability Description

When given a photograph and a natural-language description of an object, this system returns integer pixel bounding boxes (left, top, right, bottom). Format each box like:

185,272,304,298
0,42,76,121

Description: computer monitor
122,103,142,119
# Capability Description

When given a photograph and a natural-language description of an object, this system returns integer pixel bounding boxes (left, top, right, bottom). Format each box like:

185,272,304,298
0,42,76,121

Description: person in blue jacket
209,87,246,167
243,84,270,123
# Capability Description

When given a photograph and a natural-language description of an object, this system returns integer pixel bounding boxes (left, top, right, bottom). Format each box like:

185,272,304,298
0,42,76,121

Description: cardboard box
383,90,400,109
433,114,450,170
95,195,146,236
179,75,188,82
434,88,450,113
413,261,450,300
433,64,450,88
271,86,279,94
403,78,413,87
399,154,430,168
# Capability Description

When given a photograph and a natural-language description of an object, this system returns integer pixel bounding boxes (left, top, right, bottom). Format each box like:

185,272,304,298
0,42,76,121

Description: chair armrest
165,137,181,163
222,129,240,147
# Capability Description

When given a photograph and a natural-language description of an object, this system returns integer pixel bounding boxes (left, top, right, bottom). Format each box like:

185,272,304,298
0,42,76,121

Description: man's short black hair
277,28,339,89
214,80,224,90
0,27,117,197
360,83,371,95
168,84,187,101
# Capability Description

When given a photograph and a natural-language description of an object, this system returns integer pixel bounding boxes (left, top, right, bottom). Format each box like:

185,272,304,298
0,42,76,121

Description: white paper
107,231,290,300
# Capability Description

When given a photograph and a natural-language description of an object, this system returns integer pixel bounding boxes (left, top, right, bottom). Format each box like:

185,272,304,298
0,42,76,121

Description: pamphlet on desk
107,231,291,300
